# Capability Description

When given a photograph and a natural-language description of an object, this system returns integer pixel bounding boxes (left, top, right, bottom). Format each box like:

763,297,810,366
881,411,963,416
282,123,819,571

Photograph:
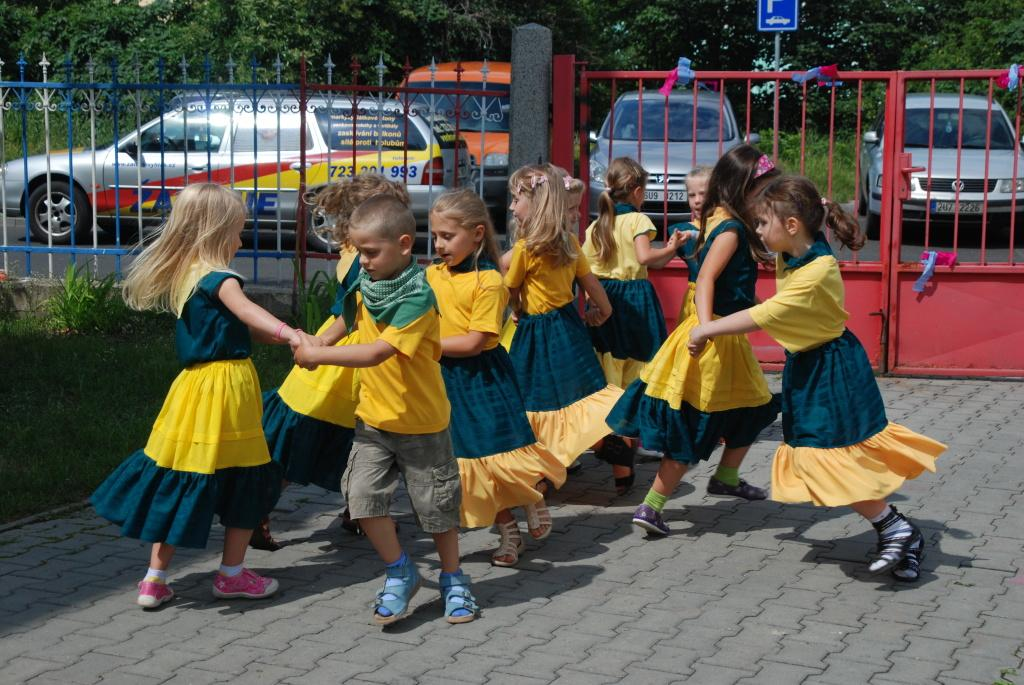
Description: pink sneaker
212,568,279,600
137,580,174,609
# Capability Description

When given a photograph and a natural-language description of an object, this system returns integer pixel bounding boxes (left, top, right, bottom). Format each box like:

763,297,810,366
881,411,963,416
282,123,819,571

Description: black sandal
339,508,400,536
249,516,282,551
614,471,636,496
891,535,925,583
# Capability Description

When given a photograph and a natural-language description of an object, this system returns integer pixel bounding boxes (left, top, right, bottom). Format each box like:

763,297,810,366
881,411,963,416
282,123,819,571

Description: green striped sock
714,465,740,487
643,489,668,513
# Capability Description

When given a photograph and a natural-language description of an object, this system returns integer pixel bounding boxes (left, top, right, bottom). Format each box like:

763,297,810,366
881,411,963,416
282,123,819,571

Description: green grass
0,314,295,523
760,129,859,203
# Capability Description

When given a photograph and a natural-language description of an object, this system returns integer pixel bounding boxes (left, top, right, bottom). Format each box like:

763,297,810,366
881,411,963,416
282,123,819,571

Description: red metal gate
551,57,1024,377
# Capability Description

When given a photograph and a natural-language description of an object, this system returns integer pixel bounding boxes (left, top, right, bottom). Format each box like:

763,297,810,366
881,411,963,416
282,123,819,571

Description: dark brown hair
754,175,865,251
700,144,772,263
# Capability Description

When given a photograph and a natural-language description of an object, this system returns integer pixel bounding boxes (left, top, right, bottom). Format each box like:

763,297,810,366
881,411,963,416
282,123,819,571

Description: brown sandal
249,517,282,551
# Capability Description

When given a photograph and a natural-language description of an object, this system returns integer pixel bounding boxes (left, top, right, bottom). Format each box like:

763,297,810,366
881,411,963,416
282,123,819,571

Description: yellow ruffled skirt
772,422,945,507
145,358,271,474
276,315,359,427
526,384,624,466
458,444,568,528
643,312,773,412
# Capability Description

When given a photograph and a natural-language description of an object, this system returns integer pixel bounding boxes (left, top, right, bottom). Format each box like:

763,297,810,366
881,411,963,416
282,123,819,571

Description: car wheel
27,180,92,245
857,181,868,216
305,203,340,253
866,210,881,240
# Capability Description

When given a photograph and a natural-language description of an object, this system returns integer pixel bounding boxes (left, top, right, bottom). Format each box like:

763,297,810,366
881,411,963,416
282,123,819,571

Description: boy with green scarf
295,195,478,625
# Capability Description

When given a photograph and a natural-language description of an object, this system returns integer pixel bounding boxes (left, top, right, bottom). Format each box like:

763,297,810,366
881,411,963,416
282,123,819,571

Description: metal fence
552,59,1024,376
0,54,508,283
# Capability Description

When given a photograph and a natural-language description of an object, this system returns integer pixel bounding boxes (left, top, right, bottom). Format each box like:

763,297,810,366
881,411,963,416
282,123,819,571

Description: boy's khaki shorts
342,421,461,533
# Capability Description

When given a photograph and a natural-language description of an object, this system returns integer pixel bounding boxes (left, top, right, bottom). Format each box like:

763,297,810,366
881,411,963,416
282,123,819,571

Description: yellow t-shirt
503,236,591,315
425,263,507,351
581,212,658,280
354,300,451,434
748,253,848,353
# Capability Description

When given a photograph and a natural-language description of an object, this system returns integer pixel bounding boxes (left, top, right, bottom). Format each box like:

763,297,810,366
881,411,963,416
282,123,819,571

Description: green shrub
760,129,859,203
45,263,130,334
295,264,339,333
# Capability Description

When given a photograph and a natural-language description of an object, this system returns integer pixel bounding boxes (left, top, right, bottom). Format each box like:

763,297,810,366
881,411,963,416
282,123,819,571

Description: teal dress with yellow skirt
91,271,282,548
607,209,779,462
747,233,945,505
260,248,361,490
427,257,566,528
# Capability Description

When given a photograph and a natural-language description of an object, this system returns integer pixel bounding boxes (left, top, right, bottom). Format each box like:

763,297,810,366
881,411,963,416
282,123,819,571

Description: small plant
294,263,339,333
994,667,1018,685
45,263,129,334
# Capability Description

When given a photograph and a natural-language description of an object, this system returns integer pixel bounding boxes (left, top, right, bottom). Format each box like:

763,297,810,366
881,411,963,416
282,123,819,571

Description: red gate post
551,54,576,173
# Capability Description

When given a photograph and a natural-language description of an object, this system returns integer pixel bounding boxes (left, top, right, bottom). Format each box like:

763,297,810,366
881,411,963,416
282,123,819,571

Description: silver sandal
492,520,525,567
524,499,553,541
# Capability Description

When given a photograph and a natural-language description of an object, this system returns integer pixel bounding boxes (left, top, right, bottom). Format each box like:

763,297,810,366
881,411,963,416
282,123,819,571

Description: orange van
405,62,510,215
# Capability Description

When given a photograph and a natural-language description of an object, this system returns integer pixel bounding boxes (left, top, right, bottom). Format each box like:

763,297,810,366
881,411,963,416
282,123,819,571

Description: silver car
588,89,758,222
859,93,1024,236
2,95,470,249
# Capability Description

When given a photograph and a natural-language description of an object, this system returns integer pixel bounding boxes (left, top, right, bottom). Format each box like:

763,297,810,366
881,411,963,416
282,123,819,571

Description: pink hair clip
755,155,776,178
563,175,575,190
530,175,548,189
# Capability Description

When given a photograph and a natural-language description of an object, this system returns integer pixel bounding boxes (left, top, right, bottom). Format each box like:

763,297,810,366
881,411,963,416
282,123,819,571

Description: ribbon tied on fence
659,57,695,97
792,64,842,88
997,64,1022,90
912,250,956,293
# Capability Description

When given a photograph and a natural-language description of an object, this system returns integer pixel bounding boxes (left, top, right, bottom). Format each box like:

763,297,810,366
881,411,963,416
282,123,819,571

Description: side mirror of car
589,130,599,144
745,132,761,145
863,131,879,145
123,140,139,159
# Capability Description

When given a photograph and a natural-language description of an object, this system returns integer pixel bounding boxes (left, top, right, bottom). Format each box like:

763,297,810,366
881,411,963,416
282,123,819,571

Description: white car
859,93,1024,236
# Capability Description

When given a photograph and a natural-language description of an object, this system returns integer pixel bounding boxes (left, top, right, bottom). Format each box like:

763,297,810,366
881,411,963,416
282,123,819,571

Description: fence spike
86,57,96,82
179,56,188,82
273,53,283,83
324,53,335,84
39,53,50,82
226,56,236,83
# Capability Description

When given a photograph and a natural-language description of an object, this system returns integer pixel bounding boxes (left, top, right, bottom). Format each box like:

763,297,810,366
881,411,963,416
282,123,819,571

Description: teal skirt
783,329,888,448
588,278,667,362
440,347,537,459
508,302,608,413
91,450,282,549
262,390,353,492
607,380,780,465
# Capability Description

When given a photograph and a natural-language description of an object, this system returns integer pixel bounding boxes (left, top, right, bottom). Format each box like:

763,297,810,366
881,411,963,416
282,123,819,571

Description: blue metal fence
0,54,507,283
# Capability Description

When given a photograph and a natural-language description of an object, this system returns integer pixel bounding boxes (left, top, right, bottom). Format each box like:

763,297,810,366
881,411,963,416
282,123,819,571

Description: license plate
644,190,687,202
930,200,982,214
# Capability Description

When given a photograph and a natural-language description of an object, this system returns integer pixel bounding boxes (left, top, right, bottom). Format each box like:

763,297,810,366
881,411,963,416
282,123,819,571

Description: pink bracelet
274,322,289,341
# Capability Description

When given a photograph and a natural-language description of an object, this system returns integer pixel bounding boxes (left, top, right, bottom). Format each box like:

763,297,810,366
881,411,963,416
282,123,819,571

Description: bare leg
221,528,252,567
360,516,403,565
652,458,689,497
850,499,888,520
718,445,751,469
148,543,175,572
432,528,461,574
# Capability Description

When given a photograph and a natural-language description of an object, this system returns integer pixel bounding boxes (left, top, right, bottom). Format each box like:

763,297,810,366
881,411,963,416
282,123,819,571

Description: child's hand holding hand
687,325,710,356
293,338,320,371
584,305,611,327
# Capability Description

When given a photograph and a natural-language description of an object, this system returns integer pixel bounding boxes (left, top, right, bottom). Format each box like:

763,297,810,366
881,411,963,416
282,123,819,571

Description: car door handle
190,165,208,172
289,162,313,170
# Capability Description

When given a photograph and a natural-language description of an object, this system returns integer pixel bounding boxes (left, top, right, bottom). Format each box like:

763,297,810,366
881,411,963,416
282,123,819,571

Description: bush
295,265,340,333
45,264,130,334
761,129,859,203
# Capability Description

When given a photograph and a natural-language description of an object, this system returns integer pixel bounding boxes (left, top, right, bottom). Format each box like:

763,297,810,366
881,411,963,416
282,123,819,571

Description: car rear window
313,107,427,152
407,82,510,133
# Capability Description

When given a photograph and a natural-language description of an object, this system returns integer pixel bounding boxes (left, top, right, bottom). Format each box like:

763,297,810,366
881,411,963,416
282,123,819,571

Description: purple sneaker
632,504,670,536
707,478,768,501
137,580,174,609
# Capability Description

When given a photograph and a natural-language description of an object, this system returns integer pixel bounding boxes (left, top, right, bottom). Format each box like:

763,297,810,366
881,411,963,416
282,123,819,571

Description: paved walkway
2,377,1023,685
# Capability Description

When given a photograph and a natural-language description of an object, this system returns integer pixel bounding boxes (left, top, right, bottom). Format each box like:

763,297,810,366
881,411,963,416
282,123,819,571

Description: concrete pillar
509,23,552,175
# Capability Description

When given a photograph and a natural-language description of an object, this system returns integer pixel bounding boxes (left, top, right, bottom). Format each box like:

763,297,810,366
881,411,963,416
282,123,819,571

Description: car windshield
905,107,1016,150
407,81,510,133
602,98,734,142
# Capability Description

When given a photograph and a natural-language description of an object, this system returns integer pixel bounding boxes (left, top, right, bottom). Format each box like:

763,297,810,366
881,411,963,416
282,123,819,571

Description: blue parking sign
758,0,799,32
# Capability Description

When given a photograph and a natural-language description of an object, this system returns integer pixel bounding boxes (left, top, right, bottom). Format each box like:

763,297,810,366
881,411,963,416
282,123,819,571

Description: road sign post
757,0,799,71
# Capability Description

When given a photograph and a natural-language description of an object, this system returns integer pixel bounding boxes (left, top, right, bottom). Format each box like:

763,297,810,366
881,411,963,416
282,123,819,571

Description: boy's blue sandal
373,557,421,626
440,570,480,624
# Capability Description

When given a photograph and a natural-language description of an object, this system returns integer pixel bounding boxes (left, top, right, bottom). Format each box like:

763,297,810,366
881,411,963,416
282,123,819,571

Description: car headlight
483,152,508,168
590,158,607,185
998,178,1024,193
